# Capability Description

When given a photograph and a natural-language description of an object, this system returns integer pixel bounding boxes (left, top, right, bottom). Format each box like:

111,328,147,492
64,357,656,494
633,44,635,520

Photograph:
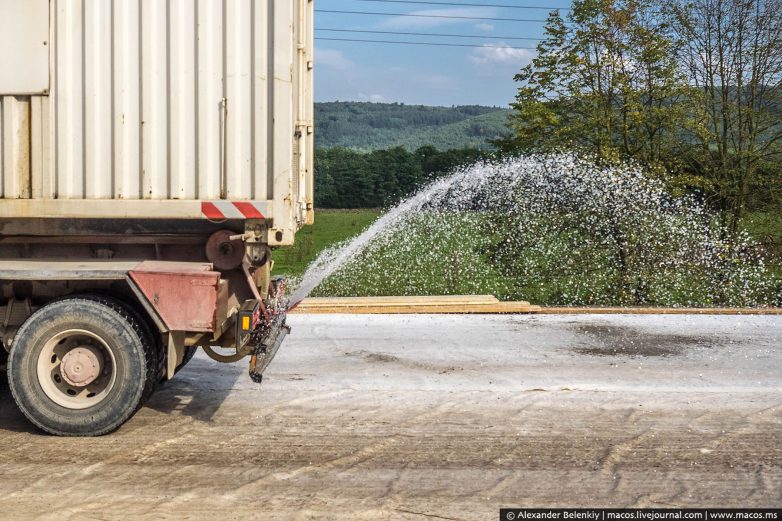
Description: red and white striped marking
201,201,266,220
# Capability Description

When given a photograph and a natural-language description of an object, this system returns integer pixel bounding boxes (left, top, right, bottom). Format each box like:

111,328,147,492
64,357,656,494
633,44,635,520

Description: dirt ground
1,314,781,520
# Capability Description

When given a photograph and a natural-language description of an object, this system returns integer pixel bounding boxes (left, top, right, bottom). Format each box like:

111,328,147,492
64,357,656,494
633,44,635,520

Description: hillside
315,102,511,151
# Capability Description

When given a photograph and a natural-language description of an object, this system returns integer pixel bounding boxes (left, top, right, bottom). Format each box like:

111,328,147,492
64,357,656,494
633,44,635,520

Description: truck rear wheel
1,347,7,384
76,293,162,402
8,298,153,436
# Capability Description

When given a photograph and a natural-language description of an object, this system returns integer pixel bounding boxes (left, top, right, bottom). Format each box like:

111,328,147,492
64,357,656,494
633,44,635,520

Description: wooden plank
291,305,542,314
299,295,502,306
291,296,539,314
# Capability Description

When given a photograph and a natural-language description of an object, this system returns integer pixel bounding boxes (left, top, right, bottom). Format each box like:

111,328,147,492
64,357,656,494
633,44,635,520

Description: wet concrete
1,314,781,519
571,323,714,357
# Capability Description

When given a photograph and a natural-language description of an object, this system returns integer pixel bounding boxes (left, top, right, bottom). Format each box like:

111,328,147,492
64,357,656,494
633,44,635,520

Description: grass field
272,209,380,276
743,211,782,253
274,208,782,306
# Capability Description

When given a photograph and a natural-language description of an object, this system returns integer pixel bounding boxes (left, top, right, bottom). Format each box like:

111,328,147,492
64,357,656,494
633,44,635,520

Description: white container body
0,0,314,246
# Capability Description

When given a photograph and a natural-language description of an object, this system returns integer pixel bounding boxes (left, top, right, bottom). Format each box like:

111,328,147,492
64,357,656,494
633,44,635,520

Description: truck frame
0,0,314,436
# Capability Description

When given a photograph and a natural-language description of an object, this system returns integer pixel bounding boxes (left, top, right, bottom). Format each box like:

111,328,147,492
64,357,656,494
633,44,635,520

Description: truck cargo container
0,0,314,436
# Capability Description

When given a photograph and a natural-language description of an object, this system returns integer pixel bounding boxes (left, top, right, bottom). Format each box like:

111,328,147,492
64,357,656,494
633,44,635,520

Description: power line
316,28,547,41
315,9,552,22
335,0,570,10
315,36,536,49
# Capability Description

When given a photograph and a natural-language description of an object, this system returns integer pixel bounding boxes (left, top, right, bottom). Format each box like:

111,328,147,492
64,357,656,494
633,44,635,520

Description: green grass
740,212,782,301
740,211,782,264
272,209,380,276
742,211,782,241
311,212,511,299
276,208,782,306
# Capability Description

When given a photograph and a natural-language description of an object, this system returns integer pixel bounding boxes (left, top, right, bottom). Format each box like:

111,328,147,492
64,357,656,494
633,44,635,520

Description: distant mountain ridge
315,101,511,151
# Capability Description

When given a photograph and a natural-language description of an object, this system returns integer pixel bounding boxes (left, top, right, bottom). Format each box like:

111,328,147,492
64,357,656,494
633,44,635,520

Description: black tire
1,347,7,387
8,298,152,436
76,294,162,403
175,346,198,374
158,346,198,386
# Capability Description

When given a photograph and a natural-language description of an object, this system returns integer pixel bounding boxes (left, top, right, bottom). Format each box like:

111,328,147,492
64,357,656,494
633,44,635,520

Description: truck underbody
0,0,313,436
0,218,290,436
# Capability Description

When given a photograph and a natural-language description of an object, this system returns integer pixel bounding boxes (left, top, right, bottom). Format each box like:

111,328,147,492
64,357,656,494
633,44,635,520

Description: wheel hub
60,346,103,387
36,329,117,410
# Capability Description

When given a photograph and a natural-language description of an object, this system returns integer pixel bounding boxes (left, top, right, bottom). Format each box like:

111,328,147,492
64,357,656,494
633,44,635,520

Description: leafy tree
668,0,782,232
503,0,782,234
313,146,488,208
504,0,687,174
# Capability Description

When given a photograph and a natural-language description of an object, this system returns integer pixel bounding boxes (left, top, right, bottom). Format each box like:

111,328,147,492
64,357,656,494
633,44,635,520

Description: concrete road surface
1,314,781,520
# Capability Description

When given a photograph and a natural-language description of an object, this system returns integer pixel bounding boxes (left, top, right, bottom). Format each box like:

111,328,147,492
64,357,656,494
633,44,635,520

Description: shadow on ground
0,354,243,434
0,370,40,435
144,356,243,423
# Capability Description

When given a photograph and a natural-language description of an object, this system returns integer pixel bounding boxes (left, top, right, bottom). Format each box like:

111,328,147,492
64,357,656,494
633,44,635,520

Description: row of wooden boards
289,295,782,315
290,295,541,314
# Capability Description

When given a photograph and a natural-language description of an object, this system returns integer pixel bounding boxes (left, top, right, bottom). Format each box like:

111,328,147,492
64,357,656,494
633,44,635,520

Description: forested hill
315,102,511,151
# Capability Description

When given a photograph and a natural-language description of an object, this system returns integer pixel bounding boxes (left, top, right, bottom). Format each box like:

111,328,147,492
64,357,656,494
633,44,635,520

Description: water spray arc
289,154,773,309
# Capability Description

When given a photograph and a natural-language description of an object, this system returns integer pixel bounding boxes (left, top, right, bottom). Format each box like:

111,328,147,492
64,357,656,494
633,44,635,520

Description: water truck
0,0,314,436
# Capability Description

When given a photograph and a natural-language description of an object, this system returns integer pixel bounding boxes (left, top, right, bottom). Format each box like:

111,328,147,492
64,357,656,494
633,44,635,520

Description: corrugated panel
41,0,292,201
0,0,314,244
0,96,31,199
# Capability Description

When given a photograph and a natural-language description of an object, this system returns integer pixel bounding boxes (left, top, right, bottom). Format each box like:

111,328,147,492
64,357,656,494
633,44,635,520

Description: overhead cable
336,0,570,10
315,9,553,23
315,36,536,49
316,28,547,41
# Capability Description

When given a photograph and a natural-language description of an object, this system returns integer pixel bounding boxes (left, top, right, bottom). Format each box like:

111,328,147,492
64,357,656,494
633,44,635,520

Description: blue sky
314,1,567,107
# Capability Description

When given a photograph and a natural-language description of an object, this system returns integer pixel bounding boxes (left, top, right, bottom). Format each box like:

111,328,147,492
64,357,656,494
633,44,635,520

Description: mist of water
287,164,482,306
287,153,774,308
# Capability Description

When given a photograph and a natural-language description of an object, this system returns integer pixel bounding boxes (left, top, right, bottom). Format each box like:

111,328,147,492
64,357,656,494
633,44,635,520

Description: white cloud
358,92,386,102
316,48,354,71
475,23,494,32
378,7,498,29
469,44,535,65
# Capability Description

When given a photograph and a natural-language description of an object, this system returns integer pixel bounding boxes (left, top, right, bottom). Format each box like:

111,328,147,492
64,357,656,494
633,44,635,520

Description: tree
313,146,484,209
505,0,687,172
669,0,782,232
